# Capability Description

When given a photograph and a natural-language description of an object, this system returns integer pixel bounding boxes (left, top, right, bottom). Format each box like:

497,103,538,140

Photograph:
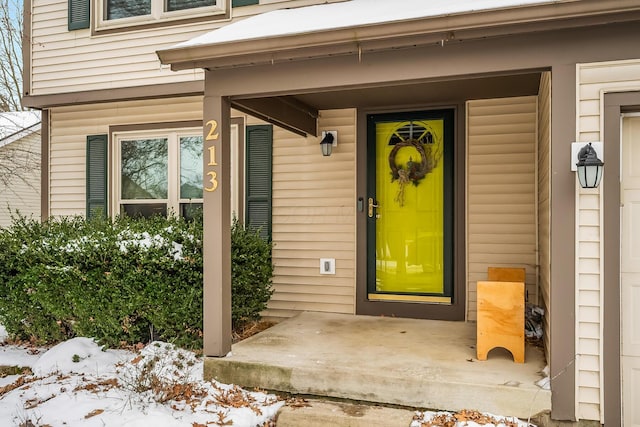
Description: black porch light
320,131,336,157
576,142,604,189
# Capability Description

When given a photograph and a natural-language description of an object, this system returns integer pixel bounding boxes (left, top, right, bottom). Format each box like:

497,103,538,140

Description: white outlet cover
320,258,336,275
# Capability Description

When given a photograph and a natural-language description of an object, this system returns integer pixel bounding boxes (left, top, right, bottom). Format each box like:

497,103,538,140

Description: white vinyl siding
466,96,538,321
29,0,342,96
537,71,551,363
259,109,357,319
575,59,640,422
48,96,204,217
0,132,41,227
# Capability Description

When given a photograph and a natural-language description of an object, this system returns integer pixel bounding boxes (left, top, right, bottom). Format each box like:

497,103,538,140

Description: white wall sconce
320,130,337,156
571,142,604,189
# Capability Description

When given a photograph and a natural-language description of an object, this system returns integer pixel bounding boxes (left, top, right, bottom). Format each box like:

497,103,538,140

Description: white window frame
111,123,242,219
96,0,228,31
112,127,203,217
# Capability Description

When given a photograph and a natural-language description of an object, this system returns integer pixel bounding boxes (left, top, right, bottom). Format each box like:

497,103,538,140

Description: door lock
368,198,379,218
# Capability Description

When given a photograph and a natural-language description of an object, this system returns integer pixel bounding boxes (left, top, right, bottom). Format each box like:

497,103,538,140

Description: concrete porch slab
204,312,550,419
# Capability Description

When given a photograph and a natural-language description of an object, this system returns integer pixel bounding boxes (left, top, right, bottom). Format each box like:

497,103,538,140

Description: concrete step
276,399,416,427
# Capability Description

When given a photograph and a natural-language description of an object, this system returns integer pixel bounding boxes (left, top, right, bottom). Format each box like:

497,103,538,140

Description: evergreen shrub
0,213,273,348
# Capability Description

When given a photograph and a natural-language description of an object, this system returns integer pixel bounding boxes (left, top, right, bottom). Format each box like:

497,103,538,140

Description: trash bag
525,303,544,339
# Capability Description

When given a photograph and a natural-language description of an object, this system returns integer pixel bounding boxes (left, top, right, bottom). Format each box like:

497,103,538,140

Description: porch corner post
202,86,232,357
549,63,577,421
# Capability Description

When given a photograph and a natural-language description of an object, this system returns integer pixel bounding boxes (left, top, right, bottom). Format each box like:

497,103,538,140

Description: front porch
204,311,550,419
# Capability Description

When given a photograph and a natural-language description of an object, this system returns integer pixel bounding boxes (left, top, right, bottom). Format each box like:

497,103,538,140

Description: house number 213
204,119,219,192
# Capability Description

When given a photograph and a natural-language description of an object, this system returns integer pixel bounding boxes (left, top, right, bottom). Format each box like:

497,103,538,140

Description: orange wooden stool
476,267,525,363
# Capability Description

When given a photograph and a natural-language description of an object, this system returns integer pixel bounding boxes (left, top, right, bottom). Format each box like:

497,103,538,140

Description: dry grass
232,320,276,343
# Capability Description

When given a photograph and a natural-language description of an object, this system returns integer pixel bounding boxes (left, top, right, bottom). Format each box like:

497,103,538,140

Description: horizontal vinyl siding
263,108,357,319
538,71,551,363
48,96,203,217
575,59,640,422
466,96,538,321
29,0,338,95
0,133,41,227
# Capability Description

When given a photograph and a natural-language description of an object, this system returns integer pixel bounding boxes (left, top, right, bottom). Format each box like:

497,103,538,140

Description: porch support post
202,86,232,357
550,63,577,421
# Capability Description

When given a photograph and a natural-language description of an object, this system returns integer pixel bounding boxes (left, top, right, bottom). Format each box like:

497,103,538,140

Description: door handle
368,198,379,218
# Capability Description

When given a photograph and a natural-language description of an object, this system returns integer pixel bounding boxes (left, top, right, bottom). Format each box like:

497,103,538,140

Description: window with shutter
245,125,272,241
86,134,108,219
68,0,90,30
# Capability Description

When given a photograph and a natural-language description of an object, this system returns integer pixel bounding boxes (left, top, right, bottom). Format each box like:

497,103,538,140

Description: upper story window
97,0,226,31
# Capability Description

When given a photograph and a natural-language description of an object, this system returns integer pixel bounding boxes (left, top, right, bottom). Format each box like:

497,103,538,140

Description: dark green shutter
232,0,258,7
68,0,90,30
86,134,108,219
245,125,272,240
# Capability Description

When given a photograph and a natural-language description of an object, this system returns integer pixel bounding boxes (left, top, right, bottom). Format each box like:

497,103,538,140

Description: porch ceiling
233,72,542,135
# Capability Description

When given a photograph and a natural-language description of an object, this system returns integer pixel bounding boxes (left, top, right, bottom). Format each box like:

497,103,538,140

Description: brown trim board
23,81,204,109
22,0,32,100
549,63,577,422
603,91,640,427
40,108,49,221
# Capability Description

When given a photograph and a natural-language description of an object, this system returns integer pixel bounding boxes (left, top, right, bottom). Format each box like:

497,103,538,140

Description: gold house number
205,119,219,192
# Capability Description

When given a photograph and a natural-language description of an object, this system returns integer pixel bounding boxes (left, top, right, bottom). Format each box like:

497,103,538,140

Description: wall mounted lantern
575,142,604,189
320,131,337,157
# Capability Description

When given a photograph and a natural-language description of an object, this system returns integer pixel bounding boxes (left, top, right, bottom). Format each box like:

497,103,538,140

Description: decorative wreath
388,136,441,207
389,139,429,187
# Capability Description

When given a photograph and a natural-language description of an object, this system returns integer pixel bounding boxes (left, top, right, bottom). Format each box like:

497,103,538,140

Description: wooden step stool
476,267,525,363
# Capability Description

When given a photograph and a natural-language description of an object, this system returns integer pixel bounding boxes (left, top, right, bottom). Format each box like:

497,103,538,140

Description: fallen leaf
85,409,104,419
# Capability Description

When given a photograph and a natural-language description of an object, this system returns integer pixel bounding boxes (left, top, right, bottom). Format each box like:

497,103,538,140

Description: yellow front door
367,110,453,303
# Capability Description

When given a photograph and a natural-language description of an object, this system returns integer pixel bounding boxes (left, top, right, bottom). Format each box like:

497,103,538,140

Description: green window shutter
232,0,258,7
86,134,108,219
69,0,90,30
245,125,272,241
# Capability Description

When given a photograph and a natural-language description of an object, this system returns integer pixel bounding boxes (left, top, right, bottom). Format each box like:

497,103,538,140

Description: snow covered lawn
1,326,534,427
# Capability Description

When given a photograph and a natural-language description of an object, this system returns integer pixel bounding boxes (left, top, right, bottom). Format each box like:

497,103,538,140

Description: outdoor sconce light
320,131,337,157
575,142,604,189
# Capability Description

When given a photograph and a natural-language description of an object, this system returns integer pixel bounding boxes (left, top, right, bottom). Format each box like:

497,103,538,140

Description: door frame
356,104,466,320
603,91,640,426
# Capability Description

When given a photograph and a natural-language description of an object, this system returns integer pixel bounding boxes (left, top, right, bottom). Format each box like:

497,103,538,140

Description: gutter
157,0,640,71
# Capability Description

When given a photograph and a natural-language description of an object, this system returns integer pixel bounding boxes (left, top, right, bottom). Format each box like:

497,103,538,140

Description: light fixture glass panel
121,138,168,199
179,136,203,199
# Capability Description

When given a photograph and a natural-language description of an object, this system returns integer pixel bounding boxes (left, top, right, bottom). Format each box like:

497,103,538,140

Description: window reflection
107,0,151,19
121,138,168,200
166,0,215,12
180,136,203,199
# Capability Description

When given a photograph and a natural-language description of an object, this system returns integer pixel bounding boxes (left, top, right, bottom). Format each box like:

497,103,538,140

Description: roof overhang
157,0,640,71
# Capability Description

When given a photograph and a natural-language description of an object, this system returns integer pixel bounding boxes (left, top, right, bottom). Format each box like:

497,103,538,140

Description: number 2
205,120,219,141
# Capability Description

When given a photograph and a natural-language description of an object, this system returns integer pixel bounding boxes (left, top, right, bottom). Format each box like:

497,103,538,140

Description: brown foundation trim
603,91,640,427
23,81,204,109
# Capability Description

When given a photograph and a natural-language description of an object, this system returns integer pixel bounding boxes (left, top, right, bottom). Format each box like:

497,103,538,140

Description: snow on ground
1,332,536,426
1,337,282,426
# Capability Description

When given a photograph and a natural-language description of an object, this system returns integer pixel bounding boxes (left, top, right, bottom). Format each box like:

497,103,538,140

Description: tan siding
466,96,538,321
29,0,341,95
0,132,41,227
48,96,204,216
264,108,357,319
538,71,551,363
575,59,640,421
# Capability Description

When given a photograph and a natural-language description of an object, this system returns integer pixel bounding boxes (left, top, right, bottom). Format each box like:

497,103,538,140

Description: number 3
204,171,218,192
